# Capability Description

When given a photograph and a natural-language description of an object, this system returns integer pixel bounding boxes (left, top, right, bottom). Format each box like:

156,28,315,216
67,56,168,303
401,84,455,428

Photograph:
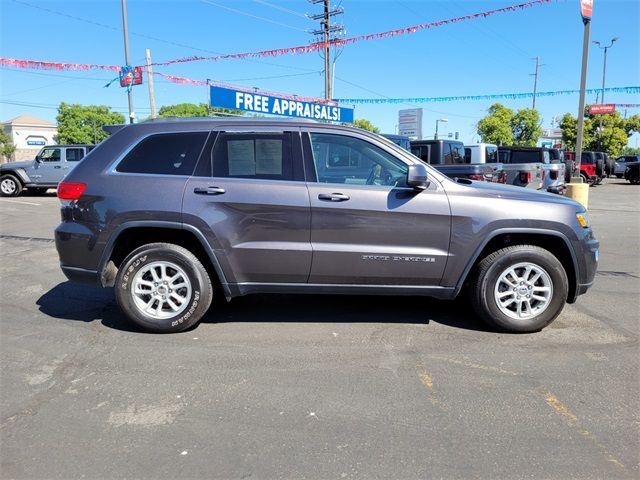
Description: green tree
510,108,543,146
559,110,640,156
158,103,243,118
56,103,125,144
0,130,16,162
476,103,514,145
352,118,380,133
621,146,640,155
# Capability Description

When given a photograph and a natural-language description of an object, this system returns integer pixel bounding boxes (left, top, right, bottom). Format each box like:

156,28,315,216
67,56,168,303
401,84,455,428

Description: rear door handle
194,186,226,195
54,166,62,169
318,193,350,202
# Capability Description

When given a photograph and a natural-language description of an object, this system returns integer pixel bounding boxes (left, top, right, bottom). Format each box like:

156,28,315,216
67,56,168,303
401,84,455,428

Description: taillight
519,171,533,183
57,181,87,200
550,170,558,180
468,174,484,181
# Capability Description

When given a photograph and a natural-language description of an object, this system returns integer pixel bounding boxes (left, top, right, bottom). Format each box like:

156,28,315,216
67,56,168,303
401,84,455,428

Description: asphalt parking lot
0,180,638,479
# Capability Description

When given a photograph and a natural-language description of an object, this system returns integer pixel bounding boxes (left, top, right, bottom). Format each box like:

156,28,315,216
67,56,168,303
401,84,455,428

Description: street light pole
435,118,448,140
593,37,618,104
121,0,134,124
592,37,618,149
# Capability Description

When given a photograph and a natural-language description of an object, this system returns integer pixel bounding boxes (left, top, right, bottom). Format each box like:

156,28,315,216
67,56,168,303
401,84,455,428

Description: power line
252,0,308,19
201,0,308,32
9,0,317,73
334,75,482,119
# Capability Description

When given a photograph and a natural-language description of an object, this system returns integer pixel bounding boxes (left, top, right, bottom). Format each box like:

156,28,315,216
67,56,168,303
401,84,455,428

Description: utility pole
529,56,544,110
308,0,344,101
145,49,156,119
121,0,134,124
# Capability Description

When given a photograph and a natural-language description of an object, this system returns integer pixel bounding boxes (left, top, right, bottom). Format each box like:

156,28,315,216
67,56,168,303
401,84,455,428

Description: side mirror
407,163,429,190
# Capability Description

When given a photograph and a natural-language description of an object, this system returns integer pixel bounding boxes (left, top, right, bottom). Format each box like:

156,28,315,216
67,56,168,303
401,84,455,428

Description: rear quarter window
117,132,208,175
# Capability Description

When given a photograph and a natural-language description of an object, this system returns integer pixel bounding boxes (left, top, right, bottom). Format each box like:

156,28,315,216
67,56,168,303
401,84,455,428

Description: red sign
589,104,615,115
119,66,143,87
580,0,593,19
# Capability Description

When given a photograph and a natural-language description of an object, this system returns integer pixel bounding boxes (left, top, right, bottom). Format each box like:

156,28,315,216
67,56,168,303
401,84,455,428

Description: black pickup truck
410,139,506,183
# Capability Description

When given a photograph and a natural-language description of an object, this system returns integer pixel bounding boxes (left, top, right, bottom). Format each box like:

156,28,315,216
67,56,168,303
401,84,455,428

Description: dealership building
1,115,57,163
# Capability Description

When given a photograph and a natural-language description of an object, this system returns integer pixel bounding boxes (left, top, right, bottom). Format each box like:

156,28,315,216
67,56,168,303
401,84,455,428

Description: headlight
576,212,590,228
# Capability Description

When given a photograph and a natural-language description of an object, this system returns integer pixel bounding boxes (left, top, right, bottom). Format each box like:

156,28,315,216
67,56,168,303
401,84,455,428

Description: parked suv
0,144,94,197
613,155,640,178
55,118,598,334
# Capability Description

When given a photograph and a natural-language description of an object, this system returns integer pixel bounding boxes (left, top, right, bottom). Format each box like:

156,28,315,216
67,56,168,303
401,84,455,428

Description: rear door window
211,132,298,181
65,148,84,162
117,132,208,175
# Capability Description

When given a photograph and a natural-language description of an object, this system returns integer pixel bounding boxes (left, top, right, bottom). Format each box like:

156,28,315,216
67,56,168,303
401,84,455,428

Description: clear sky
1,0,638,145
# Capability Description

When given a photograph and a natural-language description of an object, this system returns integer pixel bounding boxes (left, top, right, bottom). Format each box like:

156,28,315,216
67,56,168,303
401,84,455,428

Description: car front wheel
469,245,568,333
115,243,213,333
0,174,22,197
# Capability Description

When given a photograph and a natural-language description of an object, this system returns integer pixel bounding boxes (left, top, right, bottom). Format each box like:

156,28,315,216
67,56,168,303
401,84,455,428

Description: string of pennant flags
333,87,640,104
0,0,552,73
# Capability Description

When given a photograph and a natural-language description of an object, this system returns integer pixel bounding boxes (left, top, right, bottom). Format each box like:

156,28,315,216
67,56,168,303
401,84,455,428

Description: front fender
0,167,30,184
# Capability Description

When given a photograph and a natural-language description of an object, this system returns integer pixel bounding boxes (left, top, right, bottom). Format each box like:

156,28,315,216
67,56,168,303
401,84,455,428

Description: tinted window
581,152,595,164
411,145,430,163
485,146,498,162
464,148,471,163
212,132,293,181
65,148,84,162
39,148,61,162
509,151,541,164
443,143,454,164
310,133,408,187
450,144,466,164
117,132,207,175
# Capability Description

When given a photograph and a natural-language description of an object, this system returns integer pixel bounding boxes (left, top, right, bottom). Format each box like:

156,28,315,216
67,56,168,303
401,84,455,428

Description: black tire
0,174,23,197
115,243,213,333
580,173,594,186
29,187,49,195
630,174,640,185
469,245,568,333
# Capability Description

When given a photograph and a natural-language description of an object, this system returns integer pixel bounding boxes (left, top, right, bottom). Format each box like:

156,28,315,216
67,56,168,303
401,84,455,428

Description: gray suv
54,118,599,334
0,144,94,197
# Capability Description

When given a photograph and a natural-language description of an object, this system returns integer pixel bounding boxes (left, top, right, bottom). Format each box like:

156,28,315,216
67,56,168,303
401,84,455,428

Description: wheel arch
455,229,579,303
99,221,231,299
1,168,29,185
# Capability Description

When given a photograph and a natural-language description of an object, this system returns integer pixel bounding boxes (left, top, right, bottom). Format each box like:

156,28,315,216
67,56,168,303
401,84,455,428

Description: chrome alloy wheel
130,261,192,320
494,262,553,320
1,178,17,195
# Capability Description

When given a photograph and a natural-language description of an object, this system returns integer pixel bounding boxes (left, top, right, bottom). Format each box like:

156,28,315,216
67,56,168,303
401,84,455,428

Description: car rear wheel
0,175,22,197
115,243,213,333
469,245,568,333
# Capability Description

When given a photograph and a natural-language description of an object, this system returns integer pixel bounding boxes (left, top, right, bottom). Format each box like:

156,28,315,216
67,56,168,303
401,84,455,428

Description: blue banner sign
210,86,354,123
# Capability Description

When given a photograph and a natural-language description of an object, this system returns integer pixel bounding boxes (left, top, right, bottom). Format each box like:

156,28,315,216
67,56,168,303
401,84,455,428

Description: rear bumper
60,265,101,286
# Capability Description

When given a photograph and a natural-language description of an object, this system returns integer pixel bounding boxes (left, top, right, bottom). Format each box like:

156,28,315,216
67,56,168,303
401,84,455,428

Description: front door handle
318,192,350,202
194,186,226,195
54,165,62,169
